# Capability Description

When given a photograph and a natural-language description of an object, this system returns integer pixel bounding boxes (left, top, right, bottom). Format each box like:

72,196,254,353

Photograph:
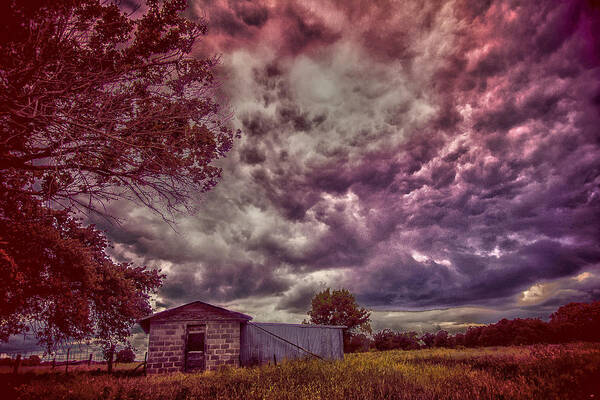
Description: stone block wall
205,321,241,370
146,320,241,374
146,321,186,374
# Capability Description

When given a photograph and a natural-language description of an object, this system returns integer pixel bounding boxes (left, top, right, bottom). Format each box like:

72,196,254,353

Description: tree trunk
107,347,114,373
13,354,21,374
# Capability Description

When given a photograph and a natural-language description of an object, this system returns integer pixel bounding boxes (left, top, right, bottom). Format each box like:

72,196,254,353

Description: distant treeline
345,300,600,352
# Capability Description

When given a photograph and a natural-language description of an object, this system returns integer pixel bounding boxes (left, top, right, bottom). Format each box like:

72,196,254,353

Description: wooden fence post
65,348,70,373
88,353,93,366
143,352,147,376
52,357,56,369
13,354,21,374
273,354,277,366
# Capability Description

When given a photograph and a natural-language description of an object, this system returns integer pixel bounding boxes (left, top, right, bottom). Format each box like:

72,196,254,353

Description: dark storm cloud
210,6,250,36
240,145,266,165
191,0,342,55
345,0,600,312
160,262,291,305
202,0,270,37
276,281,325,314
98,0,600,330
240,112,277,137
536,272,600,308
277,4,341,55
277,104,313,132
231,1,269,27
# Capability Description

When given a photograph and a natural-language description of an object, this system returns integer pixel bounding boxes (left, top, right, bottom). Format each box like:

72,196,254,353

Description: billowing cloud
100,0,600,333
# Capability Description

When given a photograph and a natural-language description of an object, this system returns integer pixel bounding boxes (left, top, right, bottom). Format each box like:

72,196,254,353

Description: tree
373,329,420,351
420,332,435,348
344,333,372,353
450,332,465,348
464,326,484,347
550,301,600,342
433,330,450,348
373,329,397,351
0,0,246,354
394,331,420,350
0,192,163,352
307,288,371,352
0,0,238,218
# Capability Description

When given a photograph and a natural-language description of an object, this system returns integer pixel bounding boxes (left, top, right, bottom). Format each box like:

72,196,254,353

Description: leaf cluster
0,190,164,351
0,0,234,353
0,0,238,218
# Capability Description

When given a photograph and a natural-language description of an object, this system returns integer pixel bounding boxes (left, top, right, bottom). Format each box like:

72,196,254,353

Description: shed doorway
185,324,206,372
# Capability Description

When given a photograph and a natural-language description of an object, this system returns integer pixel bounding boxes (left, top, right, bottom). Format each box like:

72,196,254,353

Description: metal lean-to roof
251,322,346,329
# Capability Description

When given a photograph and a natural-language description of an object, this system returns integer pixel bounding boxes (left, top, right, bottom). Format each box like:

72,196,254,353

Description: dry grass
0,362,140,375
2,343,600,400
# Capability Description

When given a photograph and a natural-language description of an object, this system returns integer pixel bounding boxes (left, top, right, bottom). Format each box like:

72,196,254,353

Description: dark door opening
185,325,206,372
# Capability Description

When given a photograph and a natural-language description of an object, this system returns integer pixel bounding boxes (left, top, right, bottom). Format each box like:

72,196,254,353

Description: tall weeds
4,343,600,400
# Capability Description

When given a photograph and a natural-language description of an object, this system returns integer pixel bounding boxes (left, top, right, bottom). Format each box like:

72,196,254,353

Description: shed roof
138,301,252,333
252,322,346,329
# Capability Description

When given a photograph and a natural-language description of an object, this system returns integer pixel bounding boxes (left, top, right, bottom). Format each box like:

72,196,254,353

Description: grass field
2,343,599,400
0,362,141,375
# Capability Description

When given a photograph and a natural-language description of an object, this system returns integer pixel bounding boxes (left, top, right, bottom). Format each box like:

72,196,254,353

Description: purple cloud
98,0,600,330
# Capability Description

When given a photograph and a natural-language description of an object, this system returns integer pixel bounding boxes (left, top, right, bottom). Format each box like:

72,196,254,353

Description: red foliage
550,301,600,342
0,0,232,354
0,0,238,217
372,301,600,352
461,318,554,347
373,329,420,351
433,330,450,347
0,191,163,351
344,333,372,353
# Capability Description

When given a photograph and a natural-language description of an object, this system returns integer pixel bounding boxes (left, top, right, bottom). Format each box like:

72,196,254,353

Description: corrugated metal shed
240,322,344,366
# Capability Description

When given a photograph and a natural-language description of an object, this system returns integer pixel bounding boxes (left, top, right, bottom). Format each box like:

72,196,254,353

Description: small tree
433,330,450,348
307,288,371,352
420,332,435,348
373,329,397,351
395,331,421,350
344,333,372,353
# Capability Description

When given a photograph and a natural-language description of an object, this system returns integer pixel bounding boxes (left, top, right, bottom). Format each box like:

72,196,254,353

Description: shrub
25,355,41,366
116,348,136,363
344,333,372,353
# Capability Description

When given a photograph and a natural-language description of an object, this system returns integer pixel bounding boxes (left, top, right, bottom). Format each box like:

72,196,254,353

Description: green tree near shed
307,288,371,352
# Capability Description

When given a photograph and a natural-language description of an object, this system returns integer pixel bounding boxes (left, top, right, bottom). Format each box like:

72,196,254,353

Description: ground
2,343,599,399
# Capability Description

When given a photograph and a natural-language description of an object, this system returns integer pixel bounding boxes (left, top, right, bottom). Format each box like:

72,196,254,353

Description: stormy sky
2,0,600,360
4,0,599,358
86,0,600,337
5,0,589,357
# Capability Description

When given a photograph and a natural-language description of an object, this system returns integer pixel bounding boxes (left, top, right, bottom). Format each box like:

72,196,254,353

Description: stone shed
138,301,345,374
138,301,252,374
